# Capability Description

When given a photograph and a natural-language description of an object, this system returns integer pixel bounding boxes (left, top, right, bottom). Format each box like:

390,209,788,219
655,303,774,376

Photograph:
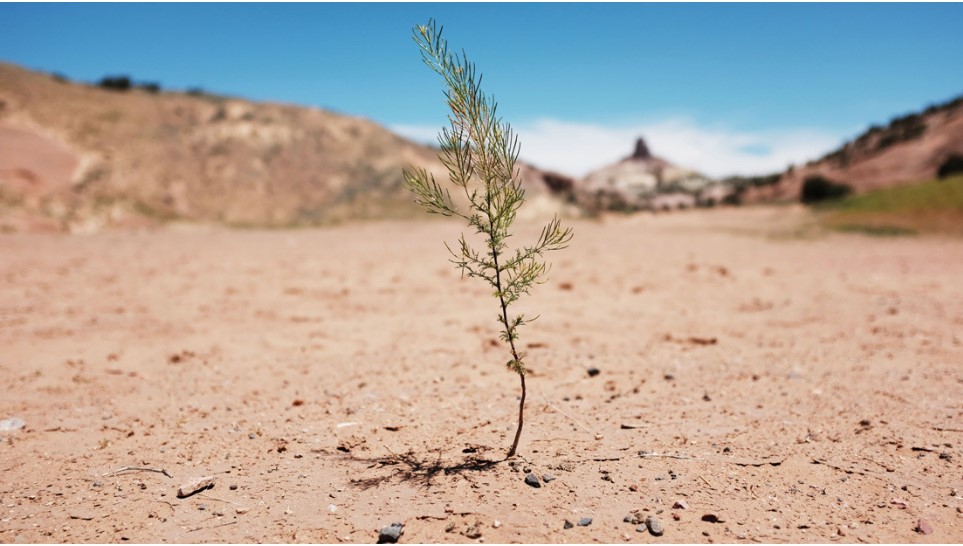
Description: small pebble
837,526,847,537
493,520,501,529
248,433,257,439
628,484,638,492
673,500,688,510
92,481,103,488
378,522,404,544
915,519,933,535
542,473,556,483
229,485,238,491
646,516,664,536
198,504,207,511
587,367,600,377
524,473,541,488
235,507,249,515
563,520,574,529
578,517,593,527
635,524,647,533
328,504,337,513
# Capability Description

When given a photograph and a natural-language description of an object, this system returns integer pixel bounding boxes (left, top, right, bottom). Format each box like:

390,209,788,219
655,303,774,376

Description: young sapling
403,19,573,458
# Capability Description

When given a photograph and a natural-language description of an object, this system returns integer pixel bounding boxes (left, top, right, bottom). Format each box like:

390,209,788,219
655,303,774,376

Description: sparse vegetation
817,93,963,168
801,175,852,203
137,82,161,94
403,19,572,458
820,174,963,235
97,75,161,94
98,75,132,91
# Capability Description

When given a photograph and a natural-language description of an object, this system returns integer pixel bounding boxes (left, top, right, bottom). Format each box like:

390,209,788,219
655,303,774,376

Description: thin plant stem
404,19,571,458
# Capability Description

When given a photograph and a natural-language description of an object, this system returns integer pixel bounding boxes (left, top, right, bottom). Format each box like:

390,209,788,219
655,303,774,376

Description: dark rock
587,367,600,377
631,138,652,160
378,523,404,544
563,520,574,529
646,516,664,536
578,517,593,527
464,525,482,539
702,513,723,523
542,473,556,483
524,473,541,488
673,500,688,510
229,484,238,491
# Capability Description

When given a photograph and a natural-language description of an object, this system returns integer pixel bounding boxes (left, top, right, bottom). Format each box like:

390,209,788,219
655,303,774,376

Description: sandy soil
1,207,961,543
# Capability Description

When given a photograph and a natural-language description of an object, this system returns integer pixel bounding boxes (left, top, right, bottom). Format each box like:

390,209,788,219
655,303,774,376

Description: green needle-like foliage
403,19,573,458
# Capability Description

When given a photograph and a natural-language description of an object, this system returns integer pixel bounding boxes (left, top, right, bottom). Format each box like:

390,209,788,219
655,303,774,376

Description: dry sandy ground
1,206,961,544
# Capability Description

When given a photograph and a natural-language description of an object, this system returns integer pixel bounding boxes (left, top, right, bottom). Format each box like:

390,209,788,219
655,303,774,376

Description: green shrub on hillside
937,154,963,179
801,175,852,204
98,75,132,91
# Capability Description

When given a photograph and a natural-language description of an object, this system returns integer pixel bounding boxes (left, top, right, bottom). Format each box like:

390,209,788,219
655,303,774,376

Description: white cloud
392,118,846,179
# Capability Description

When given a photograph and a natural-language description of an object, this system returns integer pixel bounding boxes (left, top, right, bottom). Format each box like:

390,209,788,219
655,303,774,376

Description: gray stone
578,517,593,527
378,523,404,544
646,516,664,536
542,473,556,483
524,473,541,488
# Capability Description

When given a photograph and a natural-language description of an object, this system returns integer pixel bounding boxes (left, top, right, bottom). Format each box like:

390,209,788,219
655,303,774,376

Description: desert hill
575,137,727,212
741,93,963,203
0,62,575,232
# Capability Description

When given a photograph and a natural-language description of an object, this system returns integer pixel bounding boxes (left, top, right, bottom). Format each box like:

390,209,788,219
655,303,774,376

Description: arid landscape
2,13,963,540
1,208,961,543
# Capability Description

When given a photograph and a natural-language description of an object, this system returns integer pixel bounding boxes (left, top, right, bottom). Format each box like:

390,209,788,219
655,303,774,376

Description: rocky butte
575,137,730,213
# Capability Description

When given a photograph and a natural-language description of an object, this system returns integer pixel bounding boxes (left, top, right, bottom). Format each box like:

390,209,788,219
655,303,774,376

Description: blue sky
3,3,962,177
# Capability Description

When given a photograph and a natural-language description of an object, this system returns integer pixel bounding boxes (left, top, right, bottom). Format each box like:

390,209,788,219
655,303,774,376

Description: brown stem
507,372,526,457
489,223,525,458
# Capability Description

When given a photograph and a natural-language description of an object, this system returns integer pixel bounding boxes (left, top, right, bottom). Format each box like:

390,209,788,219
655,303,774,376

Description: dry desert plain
1,206,962,543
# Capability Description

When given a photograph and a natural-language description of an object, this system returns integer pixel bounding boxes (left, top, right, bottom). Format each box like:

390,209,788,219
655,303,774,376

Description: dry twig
638,452,699,460
103,466,172,478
